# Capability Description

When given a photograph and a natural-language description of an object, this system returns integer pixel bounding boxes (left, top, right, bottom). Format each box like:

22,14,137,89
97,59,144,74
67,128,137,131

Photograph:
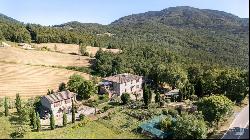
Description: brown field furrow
0,46,91,67
32,43,121,56
0,62,91,98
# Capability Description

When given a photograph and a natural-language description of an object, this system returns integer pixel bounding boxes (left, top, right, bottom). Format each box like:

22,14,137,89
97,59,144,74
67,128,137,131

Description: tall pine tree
143,85,152,107
36,112,41,132
72,100,75,123
4,97,9,116
63,112,67,127
50,112,55,130
30,109,37,129
15,93,22,114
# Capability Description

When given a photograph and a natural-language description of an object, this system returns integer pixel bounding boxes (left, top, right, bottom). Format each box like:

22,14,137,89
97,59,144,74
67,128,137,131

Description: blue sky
0,0,249,25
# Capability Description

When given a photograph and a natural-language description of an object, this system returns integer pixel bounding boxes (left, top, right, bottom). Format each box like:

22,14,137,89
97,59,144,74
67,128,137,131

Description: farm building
98,73,144,99
40,90,76,118
165,89,180,99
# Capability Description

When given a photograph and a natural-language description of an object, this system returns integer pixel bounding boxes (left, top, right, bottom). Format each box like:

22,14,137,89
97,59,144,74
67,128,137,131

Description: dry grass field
32,43,121,56
0,46,91,67
0,42,121,98
0,62,91,98
0,43,96,98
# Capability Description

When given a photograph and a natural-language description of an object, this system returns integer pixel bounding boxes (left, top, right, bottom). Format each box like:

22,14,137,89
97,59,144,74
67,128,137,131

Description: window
136,85,139,88
125,89,127,92
136,79,140,83
54,102,60,107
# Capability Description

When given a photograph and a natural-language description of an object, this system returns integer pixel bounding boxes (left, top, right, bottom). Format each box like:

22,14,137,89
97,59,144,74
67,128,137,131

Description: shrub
190,95,198,101
168,109,178,117
121,93,130,105
78,117,91,127
160,101,165,107
79,114,85,121
103,106,110,112
196,95,234,124
172,113,208,139
59,82,66,91
10,125,30,138
160,116,173,131
162,109,168,115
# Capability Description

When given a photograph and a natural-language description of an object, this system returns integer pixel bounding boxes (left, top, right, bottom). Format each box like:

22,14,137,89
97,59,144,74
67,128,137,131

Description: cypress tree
155,92,161,103
50,112,55,130
143,85,152,107
31,109,37,129
63,112,67,127
4,97,9,116
15,93,22,114
72,100,75,123
36,112,41,132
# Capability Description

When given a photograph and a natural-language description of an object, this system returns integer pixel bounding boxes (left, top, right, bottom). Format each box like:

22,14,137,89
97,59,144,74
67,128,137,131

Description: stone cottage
40,90,76,118
98,73,144,99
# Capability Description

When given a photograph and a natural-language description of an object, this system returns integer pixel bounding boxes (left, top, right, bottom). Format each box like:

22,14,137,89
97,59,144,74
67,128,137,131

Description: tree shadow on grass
9,115,20,125
108,102,121,106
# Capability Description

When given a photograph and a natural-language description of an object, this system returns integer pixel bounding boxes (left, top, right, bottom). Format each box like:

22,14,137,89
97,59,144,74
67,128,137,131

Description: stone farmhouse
98,73,144,99
40,90,76,118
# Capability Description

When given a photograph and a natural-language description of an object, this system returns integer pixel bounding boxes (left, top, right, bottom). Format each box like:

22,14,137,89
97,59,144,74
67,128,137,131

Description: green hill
0,6,248,69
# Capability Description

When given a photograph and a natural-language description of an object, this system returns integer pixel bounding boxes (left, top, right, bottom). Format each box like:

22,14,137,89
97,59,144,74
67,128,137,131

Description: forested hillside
0,6,249,69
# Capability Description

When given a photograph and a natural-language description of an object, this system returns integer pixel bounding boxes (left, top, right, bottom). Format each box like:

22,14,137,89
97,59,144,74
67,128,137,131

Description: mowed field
0,46,91,67
0,43,96,98
32,43,121,56
0,62,91,98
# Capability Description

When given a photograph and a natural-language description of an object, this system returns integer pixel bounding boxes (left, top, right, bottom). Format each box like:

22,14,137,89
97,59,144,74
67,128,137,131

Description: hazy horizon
0,0,249,26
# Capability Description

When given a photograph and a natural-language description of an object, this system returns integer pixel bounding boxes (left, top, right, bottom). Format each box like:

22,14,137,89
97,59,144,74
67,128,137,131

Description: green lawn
0,116,14,139
24,119,144,139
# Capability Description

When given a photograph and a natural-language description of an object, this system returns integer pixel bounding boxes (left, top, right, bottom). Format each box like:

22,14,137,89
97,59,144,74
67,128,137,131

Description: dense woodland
0,7,249,103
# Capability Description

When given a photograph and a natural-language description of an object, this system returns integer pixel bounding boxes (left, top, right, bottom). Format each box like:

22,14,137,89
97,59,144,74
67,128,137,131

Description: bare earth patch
0,62,91,98
0,46,91,67
32,43,121,56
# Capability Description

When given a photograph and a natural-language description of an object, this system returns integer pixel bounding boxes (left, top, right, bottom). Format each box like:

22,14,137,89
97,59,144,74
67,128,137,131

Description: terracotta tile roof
103,73,142,84
42,90,76,103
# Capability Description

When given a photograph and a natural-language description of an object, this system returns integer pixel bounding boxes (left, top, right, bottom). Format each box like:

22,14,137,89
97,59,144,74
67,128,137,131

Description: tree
173,113,208,139
160,116,173,131
196,95,234,125
79,45,88,56
15,93,22,114
155,92,161,103
77,80,96,99
47,89,54,95
121,93,130,105
19,105,31,124
79,114,85,121
30,109,37,129
36,112,41,132
50,112,55,130
143,85,152,107
72,100,75,123
67,74,84,93
4,97,9,116
217,70,248,103
58,82,66,92
195,78,204,98
63,112,67,127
